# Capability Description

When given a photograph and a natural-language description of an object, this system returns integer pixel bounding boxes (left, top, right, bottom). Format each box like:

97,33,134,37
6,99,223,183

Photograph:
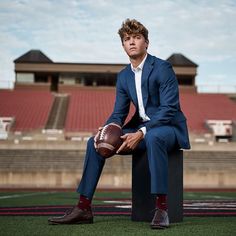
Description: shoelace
65,207,76,215
150,208,159,213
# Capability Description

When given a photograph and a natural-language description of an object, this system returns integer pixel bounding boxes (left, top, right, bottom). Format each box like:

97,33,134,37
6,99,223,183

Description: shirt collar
131,54,148,72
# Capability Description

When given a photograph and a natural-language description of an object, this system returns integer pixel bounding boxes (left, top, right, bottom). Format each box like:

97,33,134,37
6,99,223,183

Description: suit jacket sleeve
144,62,181,131
105,73,130,126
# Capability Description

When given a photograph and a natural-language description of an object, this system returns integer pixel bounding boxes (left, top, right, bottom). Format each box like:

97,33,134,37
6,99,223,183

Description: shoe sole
48,219,93,225
150,225,169,230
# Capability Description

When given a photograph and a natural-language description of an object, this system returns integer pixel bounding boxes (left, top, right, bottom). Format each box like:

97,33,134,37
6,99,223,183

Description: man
48,19,190,229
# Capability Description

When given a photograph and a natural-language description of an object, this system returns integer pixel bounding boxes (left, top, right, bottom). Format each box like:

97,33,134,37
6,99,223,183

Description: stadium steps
0,149,84,171
0,149,236,171
45,94,69,130
184,151,236,170
0,149,235,188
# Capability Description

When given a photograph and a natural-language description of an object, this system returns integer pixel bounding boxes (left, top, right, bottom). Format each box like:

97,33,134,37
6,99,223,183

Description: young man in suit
48,19,190,229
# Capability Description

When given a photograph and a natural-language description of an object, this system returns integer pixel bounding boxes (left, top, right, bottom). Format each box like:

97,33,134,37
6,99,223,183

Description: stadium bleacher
180,93,236,133
65,89,115,133
0,88,235,135
0,87,236,190
0,90,54,131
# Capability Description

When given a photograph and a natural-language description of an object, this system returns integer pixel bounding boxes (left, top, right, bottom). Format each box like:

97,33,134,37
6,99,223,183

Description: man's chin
128,52,146,60
128,54,139,60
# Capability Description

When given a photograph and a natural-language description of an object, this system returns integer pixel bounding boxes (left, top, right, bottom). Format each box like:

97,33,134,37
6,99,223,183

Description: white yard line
186,193,235,200
203,195,235,199
103,200,131,204
0,192,55,200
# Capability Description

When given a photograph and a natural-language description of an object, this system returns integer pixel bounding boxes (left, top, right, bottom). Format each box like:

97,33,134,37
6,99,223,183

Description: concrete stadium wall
0,143,236,189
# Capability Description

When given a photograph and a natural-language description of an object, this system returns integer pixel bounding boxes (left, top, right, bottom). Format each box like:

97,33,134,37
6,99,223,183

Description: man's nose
130,37,135,45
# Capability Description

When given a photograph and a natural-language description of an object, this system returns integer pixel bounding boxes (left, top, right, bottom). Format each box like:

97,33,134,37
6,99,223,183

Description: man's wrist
139,127,146,137
136,130,143,140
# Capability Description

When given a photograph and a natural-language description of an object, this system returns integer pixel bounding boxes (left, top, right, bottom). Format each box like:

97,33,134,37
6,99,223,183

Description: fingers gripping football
94,127,103,149
95,123,123,158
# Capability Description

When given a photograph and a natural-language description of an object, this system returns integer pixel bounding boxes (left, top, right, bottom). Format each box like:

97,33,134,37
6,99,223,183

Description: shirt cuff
139,127,147,136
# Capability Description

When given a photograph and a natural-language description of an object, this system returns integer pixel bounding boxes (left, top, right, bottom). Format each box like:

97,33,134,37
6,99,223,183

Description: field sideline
0,190,235,236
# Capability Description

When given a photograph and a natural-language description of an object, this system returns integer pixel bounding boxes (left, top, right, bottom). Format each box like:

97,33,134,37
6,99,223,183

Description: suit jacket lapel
126,66,138,107
141,54,154,107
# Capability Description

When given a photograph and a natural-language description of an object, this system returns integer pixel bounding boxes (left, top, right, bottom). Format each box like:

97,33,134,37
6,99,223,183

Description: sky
0,0,236,93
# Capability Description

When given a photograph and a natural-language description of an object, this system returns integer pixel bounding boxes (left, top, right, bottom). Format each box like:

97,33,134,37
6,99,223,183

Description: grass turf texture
0,191,132,206
0,191,236,207
0,191,236,235
0,216,235,236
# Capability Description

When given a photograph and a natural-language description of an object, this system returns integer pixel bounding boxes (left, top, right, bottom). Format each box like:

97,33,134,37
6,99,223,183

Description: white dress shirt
131,54,150,135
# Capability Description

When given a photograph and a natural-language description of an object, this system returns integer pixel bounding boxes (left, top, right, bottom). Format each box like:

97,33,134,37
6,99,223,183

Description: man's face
122,33,148,59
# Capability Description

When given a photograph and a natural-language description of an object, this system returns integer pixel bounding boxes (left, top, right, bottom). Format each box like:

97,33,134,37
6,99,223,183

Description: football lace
99,125,108,140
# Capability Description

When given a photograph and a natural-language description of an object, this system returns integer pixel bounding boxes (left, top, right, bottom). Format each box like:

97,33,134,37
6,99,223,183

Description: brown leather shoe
150,208,169,229
48,206,93,225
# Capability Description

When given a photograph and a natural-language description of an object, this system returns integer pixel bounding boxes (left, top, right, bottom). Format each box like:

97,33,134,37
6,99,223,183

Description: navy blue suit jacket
106,54,190,149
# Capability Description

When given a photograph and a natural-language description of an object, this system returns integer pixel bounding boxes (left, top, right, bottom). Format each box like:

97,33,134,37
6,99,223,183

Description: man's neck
130,53,147,68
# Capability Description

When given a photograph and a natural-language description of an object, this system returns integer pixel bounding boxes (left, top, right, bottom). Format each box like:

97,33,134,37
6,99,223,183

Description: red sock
156,194,167,211
78,195,91,210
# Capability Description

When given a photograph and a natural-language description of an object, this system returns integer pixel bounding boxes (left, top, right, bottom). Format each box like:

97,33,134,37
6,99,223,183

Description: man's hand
116,130,144,153
94,126,103,149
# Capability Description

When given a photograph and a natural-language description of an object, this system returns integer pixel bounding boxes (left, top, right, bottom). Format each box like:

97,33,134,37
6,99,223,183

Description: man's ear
145,39,149,49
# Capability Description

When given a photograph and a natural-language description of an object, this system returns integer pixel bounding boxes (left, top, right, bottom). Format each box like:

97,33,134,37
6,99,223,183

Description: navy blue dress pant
77,126,177,199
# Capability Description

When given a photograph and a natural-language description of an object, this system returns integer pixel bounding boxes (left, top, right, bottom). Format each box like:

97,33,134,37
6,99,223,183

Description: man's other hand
116,130,144,153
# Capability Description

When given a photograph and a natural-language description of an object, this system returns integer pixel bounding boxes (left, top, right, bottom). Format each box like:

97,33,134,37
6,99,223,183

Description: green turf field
0,191,235,236
0,191,131,206
0,216,235,236
1,191,236,206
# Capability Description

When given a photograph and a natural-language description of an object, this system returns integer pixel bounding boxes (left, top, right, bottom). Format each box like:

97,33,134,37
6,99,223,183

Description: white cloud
0,0,236,90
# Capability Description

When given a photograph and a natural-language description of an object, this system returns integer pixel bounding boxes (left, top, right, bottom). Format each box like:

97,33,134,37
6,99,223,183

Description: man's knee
145,129,165,146
145,127,177,152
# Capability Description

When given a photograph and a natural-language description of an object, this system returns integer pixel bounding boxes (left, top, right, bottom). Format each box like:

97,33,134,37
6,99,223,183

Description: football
96,123,123,158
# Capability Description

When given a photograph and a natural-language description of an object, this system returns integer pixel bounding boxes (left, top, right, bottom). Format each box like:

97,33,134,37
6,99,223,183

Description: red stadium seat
0,90,54,131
